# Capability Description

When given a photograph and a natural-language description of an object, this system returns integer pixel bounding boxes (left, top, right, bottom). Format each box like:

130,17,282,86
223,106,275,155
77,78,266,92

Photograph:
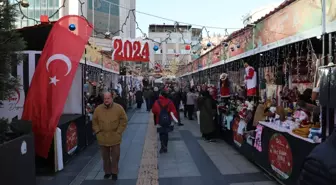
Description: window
167,49,175,54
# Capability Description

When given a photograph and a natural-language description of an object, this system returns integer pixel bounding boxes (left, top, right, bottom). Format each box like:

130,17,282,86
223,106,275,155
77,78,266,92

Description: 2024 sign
112,38,150,62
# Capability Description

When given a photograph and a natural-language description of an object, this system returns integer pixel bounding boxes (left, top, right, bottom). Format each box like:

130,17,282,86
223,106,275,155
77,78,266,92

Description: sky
135,0,283,37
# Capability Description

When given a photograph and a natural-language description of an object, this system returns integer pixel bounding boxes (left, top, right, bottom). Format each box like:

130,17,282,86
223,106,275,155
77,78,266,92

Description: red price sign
232,117,243,147
112,38,150,62
268,133,293,179
66,122,78,155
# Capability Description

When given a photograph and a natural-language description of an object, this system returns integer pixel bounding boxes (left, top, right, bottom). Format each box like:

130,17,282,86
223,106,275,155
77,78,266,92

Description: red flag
22,15,93,158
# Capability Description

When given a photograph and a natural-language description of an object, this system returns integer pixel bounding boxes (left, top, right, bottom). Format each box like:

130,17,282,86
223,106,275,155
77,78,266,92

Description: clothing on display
244,65,257,96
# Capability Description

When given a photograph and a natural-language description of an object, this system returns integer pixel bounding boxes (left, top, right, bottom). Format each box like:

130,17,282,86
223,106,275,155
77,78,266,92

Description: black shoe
104,174,111,179
112,174,118,181
159,148,165,153
163,148,168,153
178,123,184,126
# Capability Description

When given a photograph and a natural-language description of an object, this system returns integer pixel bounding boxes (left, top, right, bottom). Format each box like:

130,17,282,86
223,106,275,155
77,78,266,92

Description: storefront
0,22,119,173
177,0,336,184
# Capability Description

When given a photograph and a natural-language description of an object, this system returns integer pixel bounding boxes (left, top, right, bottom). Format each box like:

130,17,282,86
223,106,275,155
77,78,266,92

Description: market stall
1,22,119,173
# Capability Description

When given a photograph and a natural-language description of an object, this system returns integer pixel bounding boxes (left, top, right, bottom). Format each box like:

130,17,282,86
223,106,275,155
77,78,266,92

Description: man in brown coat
92,91,128,181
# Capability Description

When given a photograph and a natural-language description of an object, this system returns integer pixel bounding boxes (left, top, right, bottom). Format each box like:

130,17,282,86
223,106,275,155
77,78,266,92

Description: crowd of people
89,83,220,182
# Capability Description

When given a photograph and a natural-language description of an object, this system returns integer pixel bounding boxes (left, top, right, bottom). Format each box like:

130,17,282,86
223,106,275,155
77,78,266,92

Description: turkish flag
22,15,93,158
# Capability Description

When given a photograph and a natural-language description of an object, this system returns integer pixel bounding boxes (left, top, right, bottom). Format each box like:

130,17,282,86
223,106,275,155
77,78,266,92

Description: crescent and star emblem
46,54,72,86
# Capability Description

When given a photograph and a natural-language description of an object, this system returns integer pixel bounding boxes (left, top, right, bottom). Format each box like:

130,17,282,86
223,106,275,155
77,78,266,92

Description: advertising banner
254,0,322,48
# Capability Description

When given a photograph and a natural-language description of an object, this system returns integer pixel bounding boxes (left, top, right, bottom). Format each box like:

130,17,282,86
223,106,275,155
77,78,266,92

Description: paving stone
230,183,254,185
84,171,98,180
253,181,278,185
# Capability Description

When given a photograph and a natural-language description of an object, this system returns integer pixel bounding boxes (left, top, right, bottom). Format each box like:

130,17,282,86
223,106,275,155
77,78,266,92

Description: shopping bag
197,111,200,125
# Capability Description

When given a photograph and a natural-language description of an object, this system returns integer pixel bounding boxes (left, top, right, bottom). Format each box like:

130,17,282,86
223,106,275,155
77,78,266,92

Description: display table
232,121,319,185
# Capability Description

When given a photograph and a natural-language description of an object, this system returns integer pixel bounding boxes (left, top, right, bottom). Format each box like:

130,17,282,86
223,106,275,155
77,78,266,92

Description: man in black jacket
299,130,336,185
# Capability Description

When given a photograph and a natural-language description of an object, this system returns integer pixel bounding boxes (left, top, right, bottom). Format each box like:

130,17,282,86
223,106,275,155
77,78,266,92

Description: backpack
158,100,171,128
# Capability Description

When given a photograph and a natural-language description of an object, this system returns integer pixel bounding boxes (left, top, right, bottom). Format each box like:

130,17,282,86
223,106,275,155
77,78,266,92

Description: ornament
207,42,212,47
222,42,228,47
192,51,197,54
69,24,76,31
153,45,159,51
236,44,240,49
175,54,179,57
231,47,234,52
185,45,191,50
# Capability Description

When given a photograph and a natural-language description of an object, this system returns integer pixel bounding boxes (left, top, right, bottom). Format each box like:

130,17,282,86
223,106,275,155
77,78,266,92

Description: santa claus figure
244,61,257,96
220,73,230,98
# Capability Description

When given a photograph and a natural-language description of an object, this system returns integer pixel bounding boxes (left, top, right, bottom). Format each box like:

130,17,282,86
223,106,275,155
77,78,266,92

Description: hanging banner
112,37,150,62
22,15,93,158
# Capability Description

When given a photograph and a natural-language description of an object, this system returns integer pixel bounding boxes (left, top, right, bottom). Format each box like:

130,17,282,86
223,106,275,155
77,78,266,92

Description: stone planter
0,133,35,185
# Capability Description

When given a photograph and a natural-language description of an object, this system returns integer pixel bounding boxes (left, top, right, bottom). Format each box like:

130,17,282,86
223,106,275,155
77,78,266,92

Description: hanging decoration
153,45,159,51
185,45,191,50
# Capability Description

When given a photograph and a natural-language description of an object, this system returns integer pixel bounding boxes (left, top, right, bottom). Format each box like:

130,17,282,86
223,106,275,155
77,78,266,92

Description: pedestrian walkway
38,107,278,185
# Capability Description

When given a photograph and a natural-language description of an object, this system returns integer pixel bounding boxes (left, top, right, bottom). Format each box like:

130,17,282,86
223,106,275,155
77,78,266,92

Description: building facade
13,0,136,40
148,24,202,71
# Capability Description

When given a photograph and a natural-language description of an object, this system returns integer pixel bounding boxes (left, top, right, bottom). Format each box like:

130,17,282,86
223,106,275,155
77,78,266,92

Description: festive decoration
207,42,212,47
69,24,76,31
219,73,230,98
185,45,191,50
244,62,257,96
153,45,159,51
112,38,150,62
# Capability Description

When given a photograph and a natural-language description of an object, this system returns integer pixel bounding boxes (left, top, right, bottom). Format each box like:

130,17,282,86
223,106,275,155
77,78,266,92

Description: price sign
112,38,150,62
268,133,293,180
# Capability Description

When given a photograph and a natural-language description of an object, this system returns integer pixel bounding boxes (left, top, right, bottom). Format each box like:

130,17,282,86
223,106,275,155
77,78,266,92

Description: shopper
186,88,196,120
298,130,336,185
92,92,128,181
135,88,143,109
152,88,178,153
152,87,160,125
181,88,188,118
143,87,151,111
198,90,217,142
113,89,126,112
171,86,184,126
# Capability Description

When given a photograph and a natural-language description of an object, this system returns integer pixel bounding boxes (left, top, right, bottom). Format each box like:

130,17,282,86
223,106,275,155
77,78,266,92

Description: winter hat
220,73,228,80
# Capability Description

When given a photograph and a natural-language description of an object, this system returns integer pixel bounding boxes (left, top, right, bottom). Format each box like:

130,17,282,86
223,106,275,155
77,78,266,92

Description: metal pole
321,0,326,66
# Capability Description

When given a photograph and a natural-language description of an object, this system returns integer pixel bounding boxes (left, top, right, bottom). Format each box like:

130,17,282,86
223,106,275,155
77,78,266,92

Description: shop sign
254,0,322,48
66,122,78,155
232,117,244,147
112,38,150,62
268,133,293,180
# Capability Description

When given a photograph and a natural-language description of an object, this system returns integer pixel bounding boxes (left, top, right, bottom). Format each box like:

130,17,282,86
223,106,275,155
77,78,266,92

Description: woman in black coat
299,130,336,185
135,89,143,109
